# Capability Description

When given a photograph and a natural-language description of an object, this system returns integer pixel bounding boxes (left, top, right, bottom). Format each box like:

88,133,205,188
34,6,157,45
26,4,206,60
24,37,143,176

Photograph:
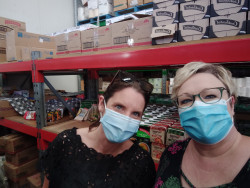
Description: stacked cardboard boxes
0,17,26,63
152,0,249,44
0,133,39,187
209,0,248,38
6,30,56,62
178,0,210,41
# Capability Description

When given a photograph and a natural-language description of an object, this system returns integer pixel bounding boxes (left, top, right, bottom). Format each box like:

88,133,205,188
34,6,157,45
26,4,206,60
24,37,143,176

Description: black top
41,128,156,188
154,139,250,188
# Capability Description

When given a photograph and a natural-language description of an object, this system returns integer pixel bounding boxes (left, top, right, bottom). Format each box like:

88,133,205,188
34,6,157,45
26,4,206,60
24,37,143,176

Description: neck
191,126,242,158
90,123,126,155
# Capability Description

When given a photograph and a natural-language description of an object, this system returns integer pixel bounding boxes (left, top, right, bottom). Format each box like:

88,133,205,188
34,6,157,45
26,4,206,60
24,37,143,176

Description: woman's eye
132,112,140,117
204,94,217,99
115,105,123,110
180,99,192,105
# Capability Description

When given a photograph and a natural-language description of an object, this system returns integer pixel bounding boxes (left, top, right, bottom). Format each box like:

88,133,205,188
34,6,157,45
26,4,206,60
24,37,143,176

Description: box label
217,0,242,5
184,5,205,12
215,19,240,27
183,25,204,32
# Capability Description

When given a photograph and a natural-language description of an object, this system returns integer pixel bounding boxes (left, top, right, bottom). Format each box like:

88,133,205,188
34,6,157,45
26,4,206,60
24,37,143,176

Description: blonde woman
154,62,250,188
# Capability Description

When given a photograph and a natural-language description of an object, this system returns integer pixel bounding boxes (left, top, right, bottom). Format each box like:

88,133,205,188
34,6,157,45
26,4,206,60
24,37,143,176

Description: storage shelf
0,36,250,148
0,116,37,137
0,37,249,73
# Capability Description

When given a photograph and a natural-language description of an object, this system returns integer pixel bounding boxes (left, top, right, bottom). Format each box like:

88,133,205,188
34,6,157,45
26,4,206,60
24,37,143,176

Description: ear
229,96,236,116
98,95,105,116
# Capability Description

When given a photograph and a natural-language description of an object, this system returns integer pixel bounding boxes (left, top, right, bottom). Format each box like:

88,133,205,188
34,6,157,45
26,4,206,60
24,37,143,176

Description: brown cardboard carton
5,146,39,166
153,5,179,27
179,0,211,22
0,17,26,34
4,158,38,182
131,16,152,46
112,19,134,48
68,31,82,54
0,133,36,154
96,25,113,50
144,0,153,3
211,0,249,16
178,18,209,41
114,0,128,11
27,173,41,188
247,11,250,34
209,12,247,38
153,0,177,9
54,33,69,55
6,30,56,61
112,17,152,49
0,99,19,118
81,28,95,54
151,24,177,44
128,0,143,7
0,35,6,62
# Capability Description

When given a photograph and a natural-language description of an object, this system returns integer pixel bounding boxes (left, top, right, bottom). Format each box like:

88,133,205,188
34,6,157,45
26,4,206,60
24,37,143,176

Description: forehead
108,87,145,111
178,73,225,95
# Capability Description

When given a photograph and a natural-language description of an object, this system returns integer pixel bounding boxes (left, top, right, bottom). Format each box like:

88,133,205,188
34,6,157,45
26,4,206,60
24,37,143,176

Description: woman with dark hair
42,70,156,188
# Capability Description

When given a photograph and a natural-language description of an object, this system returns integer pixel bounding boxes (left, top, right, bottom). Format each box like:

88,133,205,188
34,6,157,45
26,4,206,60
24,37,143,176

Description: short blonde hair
171,62,237,100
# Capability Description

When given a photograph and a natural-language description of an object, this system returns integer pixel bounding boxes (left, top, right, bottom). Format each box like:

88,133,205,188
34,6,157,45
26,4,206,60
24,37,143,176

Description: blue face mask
100,101,140,143
179,98,233,145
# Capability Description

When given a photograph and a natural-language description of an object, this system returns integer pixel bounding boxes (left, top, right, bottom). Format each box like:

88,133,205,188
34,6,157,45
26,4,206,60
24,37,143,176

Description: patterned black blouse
154,139,250,188
41,128,156,188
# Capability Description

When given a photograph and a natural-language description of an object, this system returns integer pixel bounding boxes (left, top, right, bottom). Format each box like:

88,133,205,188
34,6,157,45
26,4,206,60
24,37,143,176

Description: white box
99,3,113,15
209,12,247,38
178,19,209,41
153,4,179,26
179,0,210,22
88,0,98,9
211,0,249,16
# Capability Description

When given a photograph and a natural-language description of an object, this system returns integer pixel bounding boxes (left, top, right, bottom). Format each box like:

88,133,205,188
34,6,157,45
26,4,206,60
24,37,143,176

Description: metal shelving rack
0,37,250,150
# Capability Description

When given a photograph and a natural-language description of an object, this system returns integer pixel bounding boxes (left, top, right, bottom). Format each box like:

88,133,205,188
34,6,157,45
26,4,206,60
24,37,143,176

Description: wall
0,0,79,92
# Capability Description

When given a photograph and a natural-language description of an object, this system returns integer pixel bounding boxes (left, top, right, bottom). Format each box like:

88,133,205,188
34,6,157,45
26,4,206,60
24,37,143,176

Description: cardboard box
211,0,249,16
81,28,96,54
209,12,247,38
153,0,177,9
112,17,152,49
27,173,41,188
0,99,19,118
5,146,39,166
21,47,55,61
0,17,26,34
151,142,166,160
144,0,153,3
151,24,177,44
153,5,179,27
6,30,56,61
178,18,209,41
68,31,82,54
114,0,128,11
4,158,38,182
0,133,36,154
96,25,113,50
128,0,143,7
179,0,211,22
248,11,250,34
54,33,69,55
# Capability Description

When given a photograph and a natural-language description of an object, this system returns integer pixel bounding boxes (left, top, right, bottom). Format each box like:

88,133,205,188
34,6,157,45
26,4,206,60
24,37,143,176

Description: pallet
115,2,153,16
78,14,114,26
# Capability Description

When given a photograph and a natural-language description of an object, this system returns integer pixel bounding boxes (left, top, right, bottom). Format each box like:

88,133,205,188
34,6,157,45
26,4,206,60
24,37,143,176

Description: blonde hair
171,62,237,100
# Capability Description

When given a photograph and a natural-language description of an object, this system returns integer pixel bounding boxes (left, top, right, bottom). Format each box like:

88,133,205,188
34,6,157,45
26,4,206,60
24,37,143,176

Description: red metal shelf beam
0,119,37,137
35,38,250,71
0,61,33,72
